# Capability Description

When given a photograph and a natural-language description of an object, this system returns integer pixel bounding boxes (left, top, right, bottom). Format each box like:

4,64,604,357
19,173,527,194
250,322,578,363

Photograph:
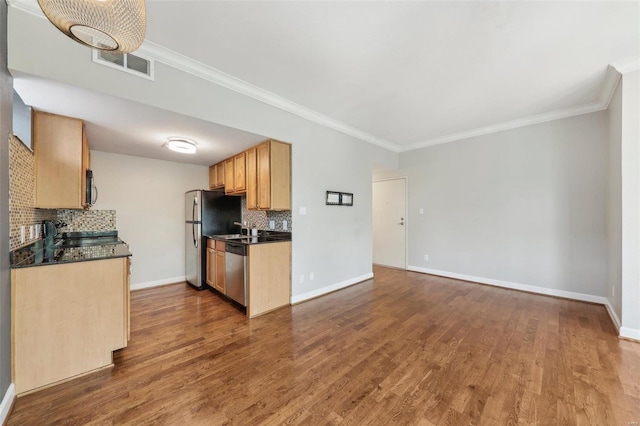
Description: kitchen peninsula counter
10,231,132,396
10,231,132,268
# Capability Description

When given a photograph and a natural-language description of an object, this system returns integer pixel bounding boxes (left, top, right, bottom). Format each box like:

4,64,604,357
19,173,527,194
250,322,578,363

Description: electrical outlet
299,274,304,284
424,255,429,261
269,220,275,230
29,225,34,240
310,272,314,281
20,226,26,244
283,220,288,230
299,206,307,215
420,208,424,214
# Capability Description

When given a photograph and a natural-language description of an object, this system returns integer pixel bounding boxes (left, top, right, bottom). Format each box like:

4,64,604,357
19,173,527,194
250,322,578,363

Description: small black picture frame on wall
326,191,341,205
326,191,354,206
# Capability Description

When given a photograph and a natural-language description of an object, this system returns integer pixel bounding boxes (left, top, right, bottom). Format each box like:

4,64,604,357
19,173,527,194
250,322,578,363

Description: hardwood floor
8,266,640,425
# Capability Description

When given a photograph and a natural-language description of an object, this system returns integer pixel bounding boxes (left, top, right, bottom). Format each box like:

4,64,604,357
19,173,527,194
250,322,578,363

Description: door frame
372,176,409,270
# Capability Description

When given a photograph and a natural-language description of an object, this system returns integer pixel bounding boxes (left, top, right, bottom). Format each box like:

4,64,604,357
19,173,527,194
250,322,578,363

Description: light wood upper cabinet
213,139,290,209
216,161,225,187
208,166,216,190
224,158,235,194
246,147,257,209
33,110,90,209
209,162,226,190
233,152,246,193
255,140,291,210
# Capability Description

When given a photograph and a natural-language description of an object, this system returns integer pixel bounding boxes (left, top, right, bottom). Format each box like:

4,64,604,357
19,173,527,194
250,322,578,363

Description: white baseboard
291,273,374,304
407,266,609,305
131,276,185,291
604,300,622,332
620,327,640,341
0,383,15,425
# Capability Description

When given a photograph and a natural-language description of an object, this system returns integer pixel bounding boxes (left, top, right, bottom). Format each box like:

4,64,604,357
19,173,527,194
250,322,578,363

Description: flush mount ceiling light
37,0,146,53
164,138,197,154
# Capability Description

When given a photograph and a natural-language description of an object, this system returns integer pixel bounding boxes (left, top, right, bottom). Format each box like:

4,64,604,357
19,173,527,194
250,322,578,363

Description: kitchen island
10,231,132,396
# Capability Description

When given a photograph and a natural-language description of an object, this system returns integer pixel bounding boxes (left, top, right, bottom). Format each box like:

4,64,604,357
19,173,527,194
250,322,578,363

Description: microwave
86,169,98,207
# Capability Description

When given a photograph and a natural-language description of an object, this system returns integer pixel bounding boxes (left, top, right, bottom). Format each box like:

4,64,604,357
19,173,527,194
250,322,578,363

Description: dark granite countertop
207,231,291,245
10,231,132,268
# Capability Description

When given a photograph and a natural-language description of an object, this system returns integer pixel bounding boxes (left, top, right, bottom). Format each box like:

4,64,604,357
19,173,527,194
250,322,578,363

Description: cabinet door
206,248,216,287
257,142,271,209
234,152,246,193
215,250,225,293
208,166,216,189
268,141,291,210
216,161,225,187
224,158,234,194
246,148,258,210
33,111,85,209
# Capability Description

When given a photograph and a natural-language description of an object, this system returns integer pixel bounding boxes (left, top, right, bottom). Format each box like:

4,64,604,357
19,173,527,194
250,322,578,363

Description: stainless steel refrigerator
185,189,241,290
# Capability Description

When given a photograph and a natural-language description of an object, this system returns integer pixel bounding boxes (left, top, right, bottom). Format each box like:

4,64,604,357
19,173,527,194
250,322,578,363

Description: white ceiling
9,1,640,162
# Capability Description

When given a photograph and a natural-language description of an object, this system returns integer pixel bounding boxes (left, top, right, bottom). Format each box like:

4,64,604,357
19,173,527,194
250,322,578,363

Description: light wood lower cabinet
214,250,225,293
207,239,225,293
11,257,130,395
205,240,291,318
206,247,215,287
247,241,291,318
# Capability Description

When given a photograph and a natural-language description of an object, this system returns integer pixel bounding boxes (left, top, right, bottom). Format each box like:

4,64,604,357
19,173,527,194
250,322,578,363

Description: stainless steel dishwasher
225,242,247,306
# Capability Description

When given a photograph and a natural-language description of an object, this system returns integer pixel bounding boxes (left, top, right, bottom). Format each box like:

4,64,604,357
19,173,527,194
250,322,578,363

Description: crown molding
598,65,622,109
135,40,400,153
6,0,631,155
6,0,43,17
611,56,640,74
399,101,606,152
7,0,400,152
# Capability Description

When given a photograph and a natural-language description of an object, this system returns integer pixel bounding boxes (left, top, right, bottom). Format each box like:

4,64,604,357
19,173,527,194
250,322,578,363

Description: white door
373,178,406,269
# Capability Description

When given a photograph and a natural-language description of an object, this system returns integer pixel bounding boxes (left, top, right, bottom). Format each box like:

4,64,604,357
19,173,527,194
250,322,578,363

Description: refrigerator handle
193,223,198,248
192,198,198,248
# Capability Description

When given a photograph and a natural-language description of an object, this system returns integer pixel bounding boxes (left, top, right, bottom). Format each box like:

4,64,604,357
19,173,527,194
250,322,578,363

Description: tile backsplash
9,135,55,249
57,209,116,233
9,134,115,250
241,198,292,232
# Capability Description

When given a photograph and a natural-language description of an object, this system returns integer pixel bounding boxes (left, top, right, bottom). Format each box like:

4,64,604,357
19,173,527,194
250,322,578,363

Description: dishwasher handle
225,242,247,256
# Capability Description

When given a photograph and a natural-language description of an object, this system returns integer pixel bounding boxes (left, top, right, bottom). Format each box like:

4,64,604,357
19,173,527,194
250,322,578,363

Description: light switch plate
283,220,288,230
299,206,307,215
269,220,275,230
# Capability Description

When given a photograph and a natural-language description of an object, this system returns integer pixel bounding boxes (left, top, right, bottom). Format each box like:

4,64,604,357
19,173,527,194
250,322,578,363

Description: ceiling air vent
92,49,154,80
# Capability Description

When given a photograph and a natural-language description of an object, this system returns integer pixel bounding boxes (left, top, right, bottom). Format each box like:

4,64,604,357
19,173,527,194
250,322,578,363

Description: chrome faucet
233,221,247,235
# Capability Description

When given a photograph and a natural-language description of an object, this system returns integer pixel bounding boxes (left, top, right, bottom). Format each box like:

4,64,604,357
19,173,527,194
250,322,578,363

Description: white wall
8,9,398,299
0,0,14,419
607,79,623,325
90,151,209,287
620,69,640,339
397,112,609,299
